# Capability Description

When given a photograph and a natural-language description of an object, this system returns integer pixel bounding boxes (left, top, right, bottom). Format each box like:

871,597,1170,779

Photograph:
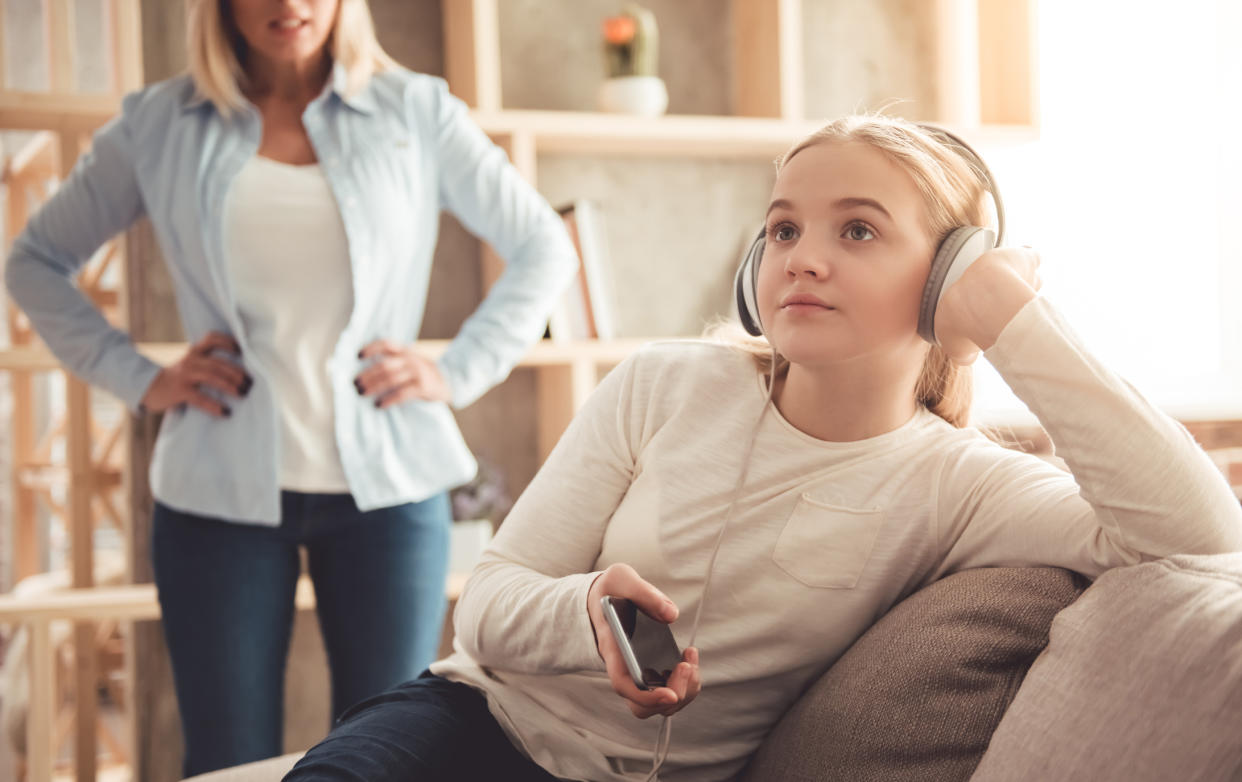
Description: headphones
733,123,1007,345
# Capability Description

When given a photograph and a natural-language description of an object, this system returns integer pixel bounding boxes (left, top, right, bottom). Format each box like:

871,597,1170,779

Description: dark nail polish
374,399,382,409
222,406,232,418
354,379,364,395
357,349,365,359
240,376,253,396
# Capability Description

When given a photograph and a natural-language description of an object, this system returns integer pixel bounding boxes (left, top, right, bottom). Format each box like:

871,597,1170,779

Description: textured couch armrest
740,567,1086,782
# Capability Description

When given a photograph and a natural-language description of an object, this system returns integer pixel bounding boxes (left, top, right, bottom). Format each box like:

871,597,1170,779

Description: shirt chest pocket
772,494,886,589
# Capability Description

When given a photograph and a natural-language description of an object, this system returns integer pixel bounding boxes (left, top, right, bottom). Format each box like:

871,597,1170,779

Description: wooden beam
5,151,43,580
978,0,1037,126
17,465,123,492
935,0,982,127
0,0,7,90
534,361,597,462
45,0,78,93
66,376,97,781
0,91,120,132
442,0,501,110
3,131,59,180
11,372,40,579
473,109,836,157
28,620,54,782
732,0,803,120
109,0,145,92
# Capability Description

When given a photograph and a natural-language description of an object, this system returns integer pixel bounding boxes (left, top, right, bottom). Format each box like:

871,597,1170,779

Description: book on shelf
546,199,617,342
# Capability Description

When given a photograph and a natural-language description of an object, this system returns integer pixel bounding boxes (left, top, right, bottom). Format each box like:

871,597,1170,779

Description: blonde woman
283,115,1241,781
4,0,577,775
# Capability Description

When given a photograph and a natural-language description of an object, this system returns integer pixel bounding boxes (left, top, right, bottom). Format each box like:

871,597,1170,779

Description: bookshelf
442,0,1039,459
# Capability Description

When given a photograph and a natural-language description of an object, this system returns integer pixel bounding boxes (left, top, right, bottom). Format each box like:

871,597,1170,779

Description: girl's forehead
772,141,923,214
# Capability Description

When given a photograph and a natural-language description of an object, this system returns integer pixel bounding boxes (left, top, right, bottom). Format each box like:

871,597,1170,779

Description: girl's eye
770,224,797,242
844,222,876,241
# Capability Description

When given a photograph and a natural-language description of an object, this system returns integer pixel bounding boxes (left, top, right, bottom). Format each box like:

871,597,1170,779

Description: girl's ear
917,227,997,345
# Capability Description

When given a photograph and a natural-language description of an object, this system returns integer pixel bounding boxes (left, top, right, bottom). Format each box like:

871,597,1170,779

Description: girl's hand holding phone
934,245,1042,365
586,563,701,719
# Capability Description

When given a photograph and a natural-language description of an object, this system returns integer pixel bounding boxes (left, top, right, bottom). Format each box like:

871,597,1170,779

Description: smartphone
600,595,684,690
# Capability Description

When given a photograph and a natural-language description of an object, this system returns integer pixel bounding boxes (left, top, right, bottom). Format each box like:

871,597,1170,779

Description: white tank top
223,155,352,492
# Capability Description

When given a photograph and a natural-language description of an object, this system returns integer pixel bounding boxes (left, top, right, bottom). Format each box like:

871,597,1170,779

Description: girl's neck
773,350,925,442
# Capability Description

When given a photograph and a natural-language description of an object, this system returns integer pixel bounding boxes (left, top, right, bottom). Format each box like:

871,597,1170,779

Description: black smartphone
600,595,684,690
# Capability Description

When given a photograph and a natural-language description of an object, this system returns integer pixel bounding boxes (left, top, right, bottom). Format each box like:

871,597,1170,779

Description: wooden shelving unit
448,0,1038,458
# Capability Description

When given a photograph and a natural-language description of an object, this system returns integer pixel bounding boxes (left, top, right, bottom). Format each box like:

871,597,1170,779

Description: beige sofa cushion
740,567,1085,782
971,553,1242,782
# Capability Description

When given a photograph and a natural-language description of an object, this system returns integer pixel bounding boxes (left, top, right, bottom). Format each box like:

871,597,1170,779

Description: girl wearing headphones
284,115,1242,782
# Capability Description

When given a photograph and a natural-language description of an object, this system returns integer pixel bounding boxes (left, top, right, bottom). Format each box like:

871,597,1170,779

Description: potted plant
597,4,668,116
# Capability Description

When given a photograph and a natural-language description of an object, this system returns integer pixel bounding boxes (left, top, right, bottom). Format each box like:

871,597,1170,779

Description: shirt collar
180,62,376,115
326,62,378,115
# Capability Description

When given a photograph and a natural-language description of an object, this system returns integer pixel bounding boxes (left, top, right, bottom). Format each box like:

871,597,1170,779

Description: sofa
188,553,1242,782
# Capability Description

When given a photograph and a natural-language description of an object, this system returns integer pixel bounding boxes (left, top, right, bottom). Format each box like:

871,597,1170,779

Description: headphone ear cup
734,230,766,336
918,226,997,344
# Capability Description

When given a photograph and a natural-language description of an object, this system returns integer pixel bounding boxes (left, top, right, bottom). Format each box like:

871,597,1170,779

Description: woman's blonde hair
186,0,399,115
716,113,995,429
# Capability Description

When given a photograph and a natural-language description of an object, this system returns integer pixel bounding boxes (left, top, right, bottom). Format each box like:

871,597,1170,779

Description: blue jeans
152,491,451,778
284,672,559,781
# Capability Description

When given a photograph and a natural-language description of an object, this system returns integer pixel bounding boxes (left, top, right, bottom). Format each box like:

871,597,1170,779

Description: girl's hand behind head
933,246,1042,364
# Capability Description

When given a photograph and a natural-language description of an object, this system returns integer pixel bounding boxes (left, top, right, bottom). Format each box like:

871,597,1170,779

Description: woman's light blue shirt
4,66,579,524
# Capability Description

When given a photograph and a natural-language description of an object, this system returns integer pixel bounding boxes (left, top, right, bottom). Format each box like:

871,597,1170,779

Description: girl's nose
784,237,832,279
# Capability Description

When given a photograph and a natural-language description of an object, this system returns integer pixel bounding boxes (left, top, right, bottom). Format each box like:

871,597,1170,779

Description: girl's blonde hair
186,0,400,115
716,114,994,428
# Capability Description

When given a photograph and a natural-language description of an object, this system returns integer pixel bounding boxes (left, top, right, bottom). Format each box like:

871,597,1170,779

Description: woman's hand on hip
355,339,452,408
586,563,702,720
140,332,250,417
934,245,1042,365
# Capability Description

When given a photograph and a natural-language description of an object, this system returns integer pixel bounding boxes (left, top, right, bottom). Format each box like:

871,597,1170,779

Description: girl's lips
780,292,834,309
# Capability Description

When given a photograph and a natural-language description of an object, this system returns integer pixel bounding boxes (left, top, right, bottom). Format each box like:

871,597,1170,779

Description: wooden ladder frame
1,2,142,780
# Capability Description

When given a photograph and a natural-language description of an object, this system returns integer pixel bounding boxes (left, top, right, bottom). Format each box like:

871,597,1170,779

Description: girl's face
229,0,339,68
757,140,936,369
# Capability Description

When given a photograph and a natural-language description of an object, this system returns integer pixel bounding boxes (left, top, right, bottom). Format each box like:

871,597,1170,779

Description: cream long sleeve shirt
430,297,1242,782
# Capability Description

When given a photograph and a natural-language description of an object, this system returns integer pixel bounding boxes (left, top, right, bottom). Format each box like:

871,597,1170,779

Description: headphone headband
915,123,1006,246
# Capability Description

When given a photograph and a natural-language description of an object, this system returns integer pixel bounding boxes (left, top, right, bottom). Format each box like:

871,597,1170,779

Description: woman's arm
4,93,162,412
428,80,579,409
452,352,643,675
933,249,1242,578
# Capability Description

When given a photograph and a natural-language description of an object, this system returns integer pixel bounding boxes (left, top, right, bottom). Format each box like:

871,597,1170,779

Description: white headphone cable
642,349,779,781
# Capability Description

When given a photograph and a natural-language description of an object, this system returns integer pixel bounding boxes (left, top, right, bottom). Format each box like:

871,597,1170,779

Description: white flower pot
597,75,669,117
